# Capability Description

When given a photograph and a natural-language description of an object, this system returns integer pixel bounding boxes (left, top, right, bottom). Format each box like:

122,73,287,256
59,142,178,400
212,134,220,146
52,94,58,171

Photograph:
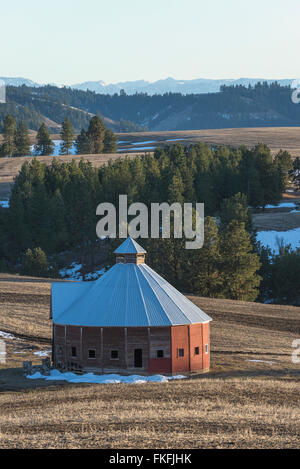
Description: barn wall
103,327,126,370
127,327,149,370
189,323,210,372
171,325,190,373
171,323,210,373
202,322,210,371
149,327,172,373
53,323,210,374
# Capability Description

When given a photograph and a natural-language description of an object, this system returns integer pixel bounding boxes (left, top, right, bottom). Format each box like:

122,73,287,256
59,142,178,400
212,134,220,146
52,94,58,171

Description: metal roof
52,263,212,327
114,237,147,254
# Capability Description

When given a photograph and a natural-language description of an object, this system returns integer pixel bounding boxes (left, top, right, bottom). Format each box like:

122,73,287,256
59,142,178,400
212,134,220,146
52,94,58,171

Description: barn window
205,344,208,354
111,350,119,360
194,347,200,355
71,346,77,358
178,348,184,357
88,349,96,359
156,350,164,358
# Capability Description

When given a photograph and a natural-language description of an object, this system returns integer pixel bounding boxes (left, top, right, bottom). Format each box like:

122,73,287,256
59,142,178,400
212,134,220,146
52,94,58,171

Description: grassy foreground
0,273,299,449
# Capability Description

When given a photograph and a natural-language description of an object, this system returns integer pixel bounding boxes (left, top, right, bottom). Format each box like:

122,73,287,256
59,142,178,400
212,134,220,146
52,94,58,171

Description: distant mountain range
0,76,295,95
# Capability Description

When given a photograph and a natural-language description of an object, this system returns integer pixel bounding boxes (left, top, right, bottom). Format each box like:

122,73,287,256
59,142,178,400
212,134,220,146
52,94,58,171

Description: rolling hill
1,82,300,133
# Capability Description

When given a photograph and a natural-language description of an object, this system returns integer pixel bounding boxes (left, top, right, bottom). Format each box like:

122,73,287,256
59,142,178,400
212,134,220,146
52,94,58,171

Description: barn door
134,349,143,368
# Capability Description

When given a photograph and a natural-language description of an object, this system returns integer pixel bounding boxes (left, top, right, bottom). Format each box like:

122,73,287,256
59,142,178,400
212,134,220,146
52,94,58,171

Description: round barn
51,238,212,374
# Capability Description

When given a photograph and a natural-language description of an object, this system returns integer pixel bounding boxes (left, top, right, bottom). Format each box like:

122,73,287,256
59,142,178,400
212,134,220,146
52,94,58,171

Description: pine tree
274,150,293,188
2,114,17,157
168,170,184,205
186,217,222,297
103,129,118,153
75,129,90,154
220,192,253,233
220,220,261,301
15,121,31,157
34,123,54,156
293,157,300,189
60,117,74,155
87,116,106,154
21,247,48,277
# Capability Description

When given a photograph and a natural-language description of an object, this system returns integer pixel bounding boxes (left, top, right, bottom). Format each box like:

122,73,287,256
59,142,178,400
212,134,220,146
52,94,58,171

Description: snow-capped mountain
71,77,295,96
0,76,295,95
0,77,40,87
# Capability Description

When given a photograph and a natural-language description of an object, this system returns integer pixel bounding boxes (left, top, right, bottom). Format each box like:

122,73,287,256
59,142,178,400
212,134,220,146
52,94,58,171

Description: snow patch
130,146,156,151
27,369,187,384
33,350,52,357
131,141,157,146
0,200,9,208
166,138,187,142
248,359,274,365
0,331,17,340
257,228,300,254
59,263,105,281
264,202,296,209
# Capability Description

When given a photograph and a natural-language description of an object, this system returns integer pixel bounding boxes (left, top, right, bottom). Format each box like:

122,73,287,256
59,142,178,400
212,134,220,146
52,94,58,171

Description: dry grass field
1,126,300,201
116,126,300,158
0,153,140,200
0,273,299,449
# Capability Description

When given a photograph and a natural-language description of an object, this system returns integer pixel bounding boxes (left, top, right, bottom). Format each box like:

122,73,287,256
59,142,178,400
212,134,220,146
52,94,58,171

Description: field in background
0,273,299,448
1,126,300,201
0,152,139,200
115,127,300,157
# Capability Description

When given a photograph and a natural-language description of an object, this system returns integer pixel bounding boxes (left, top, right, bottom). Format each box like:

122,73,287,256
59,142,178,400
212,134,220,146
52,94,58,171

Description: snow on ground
30,140,76,156
0,200,9,208
130,146,157,151
27,369,187,384
131,140,157,146
264,202,296,209
166,138,187,142
33,350,52,357
247,359,274,365
257,227,300,253
59,263,105,281
59,262,82,280
0,331,17,340
51,140,76,156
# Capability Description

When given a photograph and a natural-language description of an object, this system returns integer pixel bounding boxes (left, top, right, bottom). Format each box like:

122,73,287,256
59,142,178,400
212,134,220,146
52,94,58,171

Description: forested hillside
1,142,299,304
0,82,300,133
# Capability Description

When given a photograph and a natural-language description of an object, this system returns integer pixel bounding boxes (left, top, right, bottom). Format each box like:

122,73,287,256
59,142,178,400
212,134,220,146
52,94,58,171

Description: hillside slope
1,82,300,133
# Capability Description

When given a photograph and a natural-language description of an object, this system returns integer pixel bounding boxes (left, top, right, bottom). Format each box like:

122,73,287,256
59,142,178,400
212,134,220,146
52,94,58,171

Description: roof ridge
141,264,195,324
137,265,174,325
133,265,151,326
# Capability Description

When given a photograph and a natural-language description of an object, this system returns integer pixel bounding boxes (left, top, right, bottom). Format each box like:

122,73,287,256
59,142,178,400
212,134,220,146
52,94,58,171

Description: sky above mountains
1,0,300,84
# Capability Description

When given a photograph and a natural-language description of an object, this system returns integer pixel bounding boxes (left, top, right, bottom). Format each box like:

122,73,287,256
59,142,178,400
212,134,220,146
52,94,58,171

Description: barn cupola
114,237,147,264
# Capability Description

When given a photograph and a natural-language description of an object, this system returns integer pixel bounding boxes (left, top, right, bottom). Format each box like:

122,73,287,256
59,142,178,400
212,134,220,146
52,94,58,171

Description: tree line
3,82,300,132
0,114,118,157
0,142,298,303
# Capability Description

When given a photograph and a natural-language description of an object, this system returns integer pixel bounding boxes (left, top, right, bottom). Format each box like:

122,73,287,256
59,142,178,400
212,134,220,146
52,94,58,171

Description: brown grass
0,273,300,448
252,210,300,231
0,153,141,200
1,126,300,201
116,127,300,158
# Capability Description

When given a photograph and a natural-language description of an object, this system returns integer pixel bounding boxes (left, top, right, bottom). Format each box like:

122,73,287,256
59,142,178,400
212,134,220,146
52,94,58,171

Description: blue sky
1,0,300,84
